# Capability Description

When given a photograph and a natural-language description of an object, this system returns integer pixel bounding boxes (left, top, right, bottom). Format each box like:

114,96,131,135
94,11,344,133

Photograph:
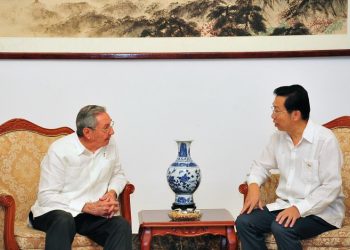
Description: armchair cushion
264,225,350,249
14,223,101,249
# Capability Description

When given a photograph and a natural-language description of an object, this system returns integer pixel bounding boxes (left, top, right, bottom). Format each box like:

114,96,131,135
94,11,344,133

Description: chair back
324,116,350,225
0,119,73,248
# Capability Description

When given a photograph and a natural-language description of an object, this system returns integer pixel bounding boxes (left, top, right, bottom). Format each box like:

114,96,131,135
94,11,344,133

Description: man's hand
276,206,301,227
240,183,263,214
100,190,118,201
99,190,119,218
82,190,119,218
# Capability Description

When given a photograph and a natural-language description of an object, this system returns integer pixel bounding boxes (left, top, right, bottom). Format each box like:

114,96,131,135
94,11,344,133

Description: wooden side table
138,209,237,250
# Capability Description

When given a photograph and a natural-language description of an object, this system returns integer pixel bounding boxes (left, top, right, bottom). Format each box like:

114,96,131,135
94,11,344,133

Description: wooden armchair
239,116,350,249
0,118,135,250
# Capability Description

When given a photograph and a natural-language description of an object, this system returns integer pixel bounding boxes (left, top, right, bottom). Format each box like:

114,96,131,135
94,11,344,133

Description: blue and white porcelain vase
167,140,201,210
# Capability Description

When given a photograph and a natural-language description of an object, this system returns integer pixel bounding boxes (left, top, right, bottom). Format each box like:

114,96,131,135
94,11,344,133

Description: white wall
1,57,349,233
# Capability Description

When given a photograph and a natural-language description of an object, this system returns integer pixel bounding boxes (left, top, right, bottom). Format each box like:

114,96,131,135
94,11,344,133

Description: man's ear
291,110,302,121
83,127,93,140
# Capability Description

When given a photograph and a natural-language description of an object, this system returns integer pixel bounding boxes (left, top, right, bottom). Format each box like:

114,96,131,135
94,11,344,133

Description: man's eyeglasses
89,121,114,133
271,106,288,115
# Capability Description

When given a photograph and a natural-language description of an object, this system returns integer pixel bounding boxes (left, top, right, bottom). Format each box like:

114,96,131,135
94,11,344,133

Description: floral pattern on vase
167,140,201,210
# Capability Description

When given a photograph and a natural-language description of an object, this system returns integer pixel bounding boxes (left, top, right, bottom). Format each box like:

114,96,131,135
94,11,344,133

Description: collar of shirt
302,120,316,144
71,133,104,156
282,120,315,146
72,133,86,155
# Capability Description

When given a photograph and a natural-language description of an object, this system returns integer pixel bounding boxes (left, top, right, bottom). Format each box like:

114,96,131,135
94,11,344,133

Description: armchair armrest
238,183,248,203
118,183,135,226
238,175,280,206
0,193,19,250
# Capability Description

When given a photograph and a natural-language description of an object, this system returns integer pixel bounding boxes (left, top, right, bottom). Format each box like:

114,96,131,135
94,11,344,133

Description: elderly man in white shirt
30,105,131,250
236,85,344,250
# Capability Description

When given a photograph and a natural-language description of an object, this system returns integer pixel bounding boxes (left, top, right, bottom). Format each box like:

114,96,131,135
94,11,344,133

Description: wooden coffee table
138,209,237,250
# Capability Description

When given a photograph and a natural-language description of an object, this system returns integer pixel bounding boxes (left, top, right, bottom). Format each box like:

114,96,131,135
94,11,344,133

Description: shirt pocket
301,159,319,183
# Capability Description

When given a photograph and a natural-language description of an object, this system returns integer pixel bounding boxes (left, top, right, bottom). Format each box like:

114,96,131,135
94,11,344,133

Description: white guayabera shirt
247,120,345,228
31,133,128,218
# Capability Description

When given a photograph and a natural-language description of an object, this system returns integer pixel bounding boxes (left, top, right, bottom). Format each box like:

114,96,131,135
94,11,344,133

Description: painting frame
0,49,350,59
0,0,349,59
1,36,350,59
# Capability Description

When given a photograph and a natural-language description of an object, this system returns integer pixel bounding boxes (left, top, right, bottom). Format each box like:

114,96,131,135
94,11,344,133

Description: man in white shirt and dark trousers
29,105,131,250
236,85,344,250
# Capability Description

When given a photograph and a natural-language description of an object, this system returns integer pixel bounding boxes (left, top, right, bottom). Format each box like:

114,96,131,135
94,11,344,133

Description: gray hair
76,105,106,137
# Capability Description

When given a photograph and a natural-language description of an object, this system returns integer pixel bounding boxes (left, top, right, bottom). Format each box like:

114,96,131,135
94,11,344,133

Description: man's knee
271,221,302,250
270,221,293,238
49,210,75,231
111,217,131,235
235,213,251,232
33,209,76,233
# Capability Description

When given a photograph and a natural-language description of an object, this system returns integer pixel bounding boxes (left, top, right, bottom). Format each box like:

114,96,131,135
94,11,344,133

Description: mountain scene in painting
0,0,347,37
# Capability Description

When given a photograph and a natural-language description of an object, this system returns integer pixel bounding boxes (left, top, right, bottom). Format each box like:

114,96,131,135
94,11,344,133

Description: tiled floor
132,234,224,250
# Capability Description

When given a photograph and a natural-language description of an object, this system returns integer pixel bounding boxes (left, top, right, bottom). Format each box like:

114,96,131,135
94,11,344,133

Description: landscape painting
0,0,347,38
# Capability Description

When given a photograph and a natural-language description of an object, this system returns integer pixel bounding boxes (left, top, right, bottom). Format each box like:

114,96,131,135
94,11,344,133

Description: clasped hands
82,190,119,219
240,183,301,227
